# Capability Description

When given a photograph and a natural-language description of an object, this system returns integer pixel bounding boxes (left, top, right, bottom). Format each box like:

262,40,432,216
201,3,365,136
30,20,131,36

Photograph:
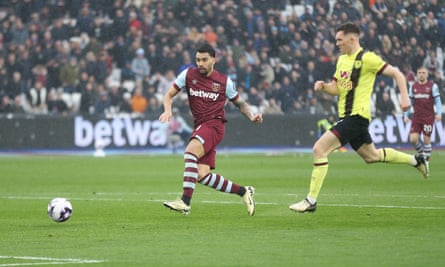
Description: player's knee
197,171,208,181
363,157,375,164
312,145,324,158
362,153,380,164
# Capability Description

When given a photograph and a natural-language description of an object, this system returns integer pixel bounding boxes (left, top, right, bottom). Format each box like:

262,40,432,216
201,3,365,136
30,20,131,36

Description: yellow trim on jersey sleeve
334,49,386,120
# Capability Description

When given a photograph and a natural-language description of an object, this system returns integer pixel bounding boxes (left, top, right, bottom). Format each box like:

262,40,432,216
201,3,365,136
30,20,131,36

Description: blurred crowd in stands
0,0,444,119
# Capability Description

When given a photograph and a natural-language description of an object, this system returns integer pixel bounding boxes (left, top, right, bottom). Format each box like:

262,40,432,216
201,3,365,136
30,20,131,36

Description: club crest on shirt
340,70,350,78
212,83,221,92
192,79,197,85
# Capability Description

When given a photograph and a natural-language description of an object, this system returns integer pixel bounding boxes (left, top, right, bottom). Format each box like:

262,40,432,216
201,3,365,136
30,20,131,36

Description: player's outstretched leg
163,199,191,215
290,157,327,213
199,173,256,216
289,198,317,213
414,153,429,178
163,152,198,215
242,186,255,216
380,148,429,178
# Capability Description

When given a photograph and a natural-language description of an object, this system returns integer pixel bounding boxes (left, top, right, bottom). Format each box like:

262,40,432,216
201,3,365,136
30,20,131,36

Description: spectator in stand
0,67,8,96
31,64,48,88
17,46,33,84
146,43,162,74
275,76,297,113
0,95,13,113
157,69,176,100
303,87,315,109
76,4,94,36
145,96,162,115
11,18,28,45
109,35,127,69
131,83,148,115
82,35,103,56
300,60,322,93
374,79,392,106
25,80,48,114
5,53,23,81
258,53,275,86
402,63,417,85
237,64,260,91
59,57,80,94
203,24,218,46
51,18,71,41
370,0,389,18
262,98,283,115
0,0,441,117
277,44,294,65
76,71,89,93
119,92,133,114
47,89,69,116
11,95,25,114
157,46,178,75
131,48,150,81
5,71,27,99
85,51,108,84
438,11,445,47
363,27,382,52
411,46,426,73
108,82,124,114
375,91,396,118
423,50,442,77
94,88,111,118
128,10,142,32
99,49,113,77
111,8,128,38
306,96,325,115
120,60,136,82
247,86,264,111
143,84,157,103
79,81,97,116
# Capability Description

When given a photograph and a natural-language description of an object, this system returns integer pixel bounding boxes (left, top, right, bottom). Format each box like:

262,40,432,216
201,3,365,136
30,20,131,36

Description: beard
198,67,209,76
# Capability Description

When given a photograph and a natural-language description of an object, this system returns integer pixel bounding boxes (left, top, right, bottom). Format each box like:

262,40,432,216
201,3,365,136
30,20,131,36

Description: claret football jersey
173,67,239,126
409,80,439,121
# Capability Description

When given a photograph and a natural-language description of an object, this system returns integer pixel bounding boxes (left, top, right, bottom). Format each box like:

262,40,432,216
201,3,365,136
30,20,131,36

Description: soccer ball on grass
47,198,73,222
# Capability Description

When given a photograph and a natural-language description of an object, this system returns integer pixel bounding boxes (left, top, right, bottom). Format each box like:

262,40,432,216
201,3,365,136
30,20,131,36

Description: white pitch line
285,193,445,199
0,195,444,210
0,262,95,266
2,191,445,198
202,200,277,205
322,203,445,210
0,256,104,266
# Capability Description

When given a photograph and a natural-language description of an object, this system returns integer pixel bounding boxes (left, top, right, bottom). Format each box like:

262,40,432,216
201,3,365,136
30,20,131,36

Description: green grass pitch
0,151,444,266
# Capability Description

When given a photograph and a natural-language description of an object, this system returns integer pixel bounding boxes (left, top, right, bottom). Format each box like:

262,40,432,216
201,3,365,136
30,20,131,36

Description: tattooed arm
232,96,263,124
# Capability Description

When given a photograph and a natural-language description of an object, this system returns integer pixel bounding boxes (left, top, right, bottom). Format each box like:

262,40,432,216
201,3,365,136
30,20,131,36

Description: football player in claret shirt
404,66,442,163
159,44,263,216
289,22,429,214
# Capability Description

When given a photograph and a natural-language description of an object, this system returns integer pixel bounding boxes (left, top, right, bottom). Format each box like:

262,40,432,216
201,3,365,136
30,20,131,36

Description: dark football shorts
191,119,225,169
330,115,373,151
410,118,434,137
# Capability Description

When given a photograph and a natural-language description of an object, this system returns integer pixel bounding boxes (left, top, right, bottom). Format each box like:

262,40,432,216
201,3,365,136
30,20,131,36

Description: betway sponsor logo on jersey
413,93,430,99
189,88,219,101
